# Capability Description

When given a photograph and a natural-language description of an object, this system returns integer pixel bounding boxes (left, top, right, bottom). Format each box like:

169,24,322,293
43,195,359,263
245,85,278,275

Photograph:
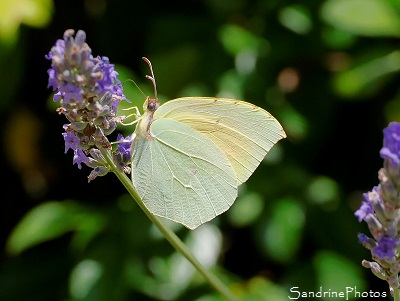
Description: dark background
1,0,399,300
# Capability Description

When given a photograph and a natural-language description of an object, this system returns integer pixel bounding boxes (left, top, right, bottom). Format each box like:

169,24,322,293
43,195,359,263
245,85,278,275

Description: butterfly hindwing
131,118,237,229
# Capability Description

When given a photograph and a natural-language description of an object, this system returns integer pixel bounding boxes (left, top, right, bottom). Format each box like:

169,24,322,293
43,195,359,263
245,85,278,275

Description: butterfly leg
120,106,141,125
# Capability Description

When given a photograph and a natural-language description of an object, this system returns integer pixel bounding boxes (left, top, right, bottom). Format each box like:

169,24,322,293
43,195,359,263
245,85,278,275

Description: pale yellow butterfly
131,58,286,229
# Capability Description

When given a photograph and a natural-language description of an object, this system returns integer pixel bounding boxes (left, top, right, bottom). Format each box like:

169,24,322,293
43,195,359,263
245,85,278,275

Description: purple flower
62,130,80,153
45,38,65,62
355,200,374,222
95,56,118,94
117,134,132,160
373,236,398,260
46,30,126,104
113,82,127,103
59,83,83,103
357,233,378,251
380,122,400,167
47,69,57,91
358,233,370,244
109,133,133,175
47,29,131,180
73,149,89,169
88,166,109,182
356,122,400,291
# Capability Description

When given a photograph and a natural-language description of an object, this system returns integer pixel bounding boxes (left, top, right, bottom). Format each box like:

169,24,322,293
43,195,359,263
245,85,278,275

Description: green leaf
126,224,223,300
322,27,357,49
307,176,340,208
333,50,400,98
313,250,366,297
228,191,264,227
260,198,305,263
233,277,289,301
69,259,104,300
279,106,308,141
279,5,312,35
0,0,53,43
219,24,269,57
321,0,400,37
6,201,106,255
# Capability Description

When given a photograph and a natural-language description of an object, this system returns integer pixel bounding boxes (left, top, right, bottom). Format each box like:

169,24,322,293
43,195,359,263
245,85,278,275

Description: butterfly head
143,95,160,113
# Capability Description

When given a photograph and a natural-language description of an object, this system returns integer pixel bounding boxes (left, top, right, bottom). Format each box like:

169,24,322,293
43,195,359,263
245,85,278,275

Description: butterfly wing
154,97,286,185
132,118,237,229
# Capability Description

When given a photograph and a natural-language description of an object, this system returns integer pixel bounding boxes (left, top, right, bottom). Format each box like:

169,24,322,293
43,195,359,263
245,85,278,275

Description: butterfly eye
147,98,159,112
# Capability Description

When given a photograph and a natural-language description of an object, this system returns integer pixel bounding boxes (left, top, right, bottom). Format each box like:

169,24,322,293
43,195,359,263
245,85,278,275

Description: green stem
101,149,237,301
394,287,400,301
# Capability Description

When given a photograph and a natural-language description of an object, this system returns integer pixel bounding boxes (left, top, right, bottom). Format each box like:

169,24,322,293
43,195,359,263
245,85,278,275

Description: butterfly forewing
154,97,286,185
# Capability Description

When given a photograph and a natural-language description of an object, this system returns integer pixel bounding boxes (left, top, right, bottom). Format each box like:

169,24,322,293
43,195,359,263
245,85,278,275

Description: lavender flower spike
46,29,131,181
356,122,400,296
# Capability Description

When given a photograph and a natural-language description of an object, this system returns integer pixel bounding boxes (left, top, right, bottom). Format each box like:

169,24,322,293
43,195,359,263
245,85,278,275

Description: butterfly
130,57,286,229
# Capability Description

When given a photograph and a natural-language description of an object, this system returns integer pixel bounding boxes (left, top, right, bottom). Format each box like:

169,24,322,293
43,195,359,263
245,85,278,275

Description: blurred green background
1,0,400,300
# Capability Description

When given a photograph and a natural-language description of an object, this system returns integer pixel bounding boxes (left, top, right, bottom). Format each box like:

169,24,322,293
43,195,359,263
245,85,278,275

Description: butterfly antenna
122,79,146,98
142,57,158,100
